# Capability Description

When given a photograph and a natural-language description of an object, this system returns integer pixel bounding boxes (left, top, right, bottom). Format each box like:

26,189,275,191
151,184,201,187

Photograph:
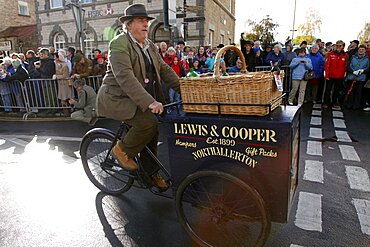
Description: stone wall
0,0,36,32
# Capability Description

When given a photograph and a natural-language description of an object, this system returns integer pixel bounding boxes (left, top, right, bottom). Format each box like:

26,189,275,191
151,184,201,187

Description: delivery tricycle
79,101,301,247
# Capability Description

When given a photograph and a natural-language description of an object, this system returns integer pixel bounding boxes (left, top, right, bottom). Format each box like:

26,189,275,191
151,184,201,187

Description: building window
209,30,214,47
220,34,224,45
50,0,63,9
53,33,66,50
84,30,95,56
80,0,92,3
18,1,29,16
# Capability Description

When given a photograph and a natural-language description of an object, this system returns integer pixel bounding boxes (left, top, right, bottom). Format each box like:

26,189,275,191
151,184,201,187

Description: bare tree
298,8,322,38
358,22,370,43
243,15,279,43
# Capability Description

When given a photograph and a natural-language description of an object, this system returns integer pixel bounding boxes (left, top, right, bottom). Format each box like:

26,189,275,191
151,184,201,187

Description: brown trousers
118,108,159,175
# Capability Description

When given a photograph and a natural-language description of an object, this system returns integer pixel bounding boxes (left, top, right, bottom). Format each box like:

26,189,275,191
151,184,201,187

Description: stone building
35,0,235,57
184,0,235,47
0,0,38,54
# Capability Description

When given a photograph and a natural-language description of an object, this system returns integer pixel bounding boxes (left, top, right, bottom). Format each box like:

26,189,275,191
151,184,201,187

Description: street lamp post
66,0,85,53
291,0,297,41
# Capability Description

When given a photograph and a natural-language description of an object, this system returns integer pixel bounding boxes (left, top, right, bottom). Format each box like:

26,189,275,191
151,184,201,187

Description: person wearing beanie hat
191,57,202,74
261,43,272,65
71,53,93,79
294,40,308,55
347,39,360,59
282,43,297,65
93,53,107,76
4,59,28,83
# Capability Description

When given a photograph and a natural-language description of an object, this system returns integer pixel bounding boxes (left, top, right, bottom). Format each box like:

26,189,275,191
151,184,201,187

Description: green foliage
358,22,370,44
293,36,315,45
245,15,279,43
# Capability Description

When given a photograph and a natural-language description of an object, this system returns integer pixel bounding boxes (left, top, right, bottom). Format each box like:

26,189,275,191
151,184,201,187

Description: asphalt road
0,104,369,247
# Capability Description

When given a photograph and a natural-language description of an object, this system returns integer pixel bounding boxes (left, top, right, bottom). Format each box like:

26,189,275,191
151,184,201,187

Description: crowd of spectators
1,36,370,115
0,47,108,115
158,38,370,112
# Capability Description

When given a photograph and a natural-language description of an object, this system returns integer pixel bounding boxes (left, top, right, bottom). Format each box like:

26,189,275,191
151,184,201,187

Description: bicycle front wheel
80,131,134,195
175,170,271,247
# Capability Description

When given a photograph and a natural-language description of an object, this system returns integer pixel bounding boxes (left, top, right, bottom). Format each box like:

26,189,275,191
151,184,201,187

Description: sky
234,0,370,45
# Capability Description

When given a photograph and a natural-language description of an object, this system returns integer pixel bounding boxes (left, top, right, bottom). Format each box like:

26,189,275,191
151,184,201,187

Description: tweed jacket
96,32,180,121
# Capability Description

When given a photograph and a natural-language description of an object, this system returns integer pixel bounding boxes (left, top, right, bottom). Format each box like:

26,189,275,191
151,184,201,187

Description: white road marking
312,110,322,116
304,160,324,183
339,145,360,161
345,166,370,192
307,141,322,156
309,128,322,139
290,245,304,247
352,198,370,235
295,192,322,232
332,105,341,110
313,103,321,109
333,119,346,128
335,130,352,142
332,111,344,118
310,116,322,126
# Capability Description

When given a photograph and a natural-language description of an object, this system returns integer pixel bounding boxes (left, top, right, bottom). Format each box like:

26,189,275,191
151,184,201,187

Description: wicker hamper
180,45,283,116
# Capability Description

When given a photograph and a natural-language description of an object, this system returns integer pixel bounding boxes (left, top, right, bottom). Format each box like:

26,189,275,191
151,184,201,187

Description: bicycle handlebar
163,101,182,109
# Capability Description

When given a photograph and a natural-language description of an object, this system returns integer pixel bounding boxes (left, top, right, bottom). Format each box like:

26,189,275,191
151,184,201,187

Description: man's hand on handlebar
149,101,163,114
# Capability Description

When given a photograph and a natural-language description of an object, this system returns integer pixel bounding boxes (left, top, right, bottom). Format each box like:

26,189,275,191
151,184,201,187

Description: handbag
304,70,316,81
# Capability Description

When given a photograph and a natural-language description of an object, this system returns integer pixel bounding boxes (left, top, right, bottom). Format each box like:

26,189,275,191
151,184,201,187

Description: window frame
50,0,63,9
53,33,66,50
18,0,30,16
209,30,214,47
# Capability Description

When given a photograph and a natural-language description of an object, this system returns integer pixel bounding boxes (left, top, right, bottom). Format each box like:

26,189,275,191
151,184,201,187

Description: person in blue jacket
344,44,370,109
266,44,284,67
305,44,325,103
288,48,313,106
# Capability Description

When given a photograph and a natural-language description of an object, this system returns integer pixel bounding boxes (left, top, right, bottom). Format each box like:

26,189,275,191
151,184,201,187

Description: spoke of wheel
229,213,262,223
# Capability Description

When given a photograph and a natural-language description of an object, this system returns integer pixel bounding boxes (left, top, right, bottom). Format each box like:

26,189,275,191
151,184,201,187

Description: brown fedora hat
119,4,154,23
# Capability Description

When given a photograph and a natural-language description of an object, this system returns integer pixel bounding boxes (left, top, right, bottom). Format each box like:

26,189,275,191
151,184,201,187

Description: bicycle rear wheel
175,170,271,247
80,131,134,195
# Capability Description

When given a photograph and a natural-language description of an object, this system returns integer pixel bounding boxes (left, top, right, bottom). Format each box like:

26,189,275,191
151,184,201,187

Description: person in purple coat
305,44,325,103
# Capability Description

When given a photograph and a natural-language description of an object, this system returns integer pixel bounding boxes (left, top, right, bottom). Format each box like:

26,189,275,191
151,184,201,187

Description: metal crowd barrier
0,75,104,120
0,80,26,113
1,72,291,120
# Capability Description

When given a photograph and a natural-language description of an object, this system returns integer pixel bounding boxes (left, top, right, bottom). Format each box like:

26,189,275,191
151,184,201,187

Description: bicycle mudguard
79,128,116,150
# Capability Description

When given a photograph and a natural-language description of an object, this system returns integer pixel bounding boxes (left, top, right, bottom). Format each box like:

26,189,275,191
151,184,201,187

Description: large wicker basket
180,45,283,116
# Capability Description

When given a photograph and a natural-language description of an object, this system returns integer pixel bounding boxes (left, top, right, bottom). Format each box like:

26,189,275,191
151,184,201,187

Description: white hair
3,57,12,65
274,44,282,51
311,44,319,50
123,19,133,31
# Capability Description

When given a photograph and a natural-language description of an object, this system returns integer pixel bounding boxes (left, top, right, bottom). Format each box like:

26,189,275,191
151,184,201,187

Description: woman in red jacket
323,40,349,108
170,55,185,77
164,47,176,65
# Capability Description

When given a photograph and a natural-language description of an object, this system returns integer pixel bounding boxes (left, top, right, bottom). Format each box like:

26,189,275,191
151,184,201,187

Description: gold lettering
210,125,219,137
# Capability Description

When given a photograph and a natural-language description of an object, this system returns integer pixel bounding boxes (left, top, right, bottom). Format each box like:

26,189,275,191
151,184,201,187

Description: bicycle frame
100,101,182,192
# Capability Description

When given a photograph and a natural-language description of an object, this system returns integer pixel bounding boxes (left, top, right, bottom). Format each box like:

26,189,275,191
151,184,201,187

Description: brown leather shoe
151,172,169,190
112,144,138,171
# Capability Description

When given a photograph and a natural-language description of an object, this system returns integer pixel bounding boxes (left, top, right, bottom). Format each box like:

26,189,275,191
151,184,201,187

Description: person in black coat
33,48,56,79
3,59,29,83
240,39,255,72
3,59,29,111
